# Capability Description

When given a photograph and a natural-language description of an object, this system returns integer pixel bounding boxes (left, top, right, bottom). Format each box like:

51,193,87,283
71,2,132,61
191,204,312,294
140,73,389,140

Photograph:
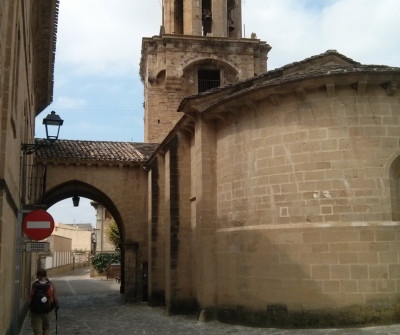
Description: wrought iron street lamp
21,111,64,155
43,111,64,142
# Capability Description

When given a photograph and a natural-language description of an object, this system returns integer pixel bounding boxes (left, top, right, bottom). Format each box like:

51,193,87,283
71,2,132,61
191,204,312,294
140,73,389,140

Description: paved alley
19,268,400,335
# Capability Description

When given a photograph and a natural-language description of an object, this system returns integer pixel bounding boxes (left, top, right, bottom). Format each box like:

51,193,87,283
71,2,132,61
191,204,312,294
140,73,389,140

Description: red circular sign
23,210,55,240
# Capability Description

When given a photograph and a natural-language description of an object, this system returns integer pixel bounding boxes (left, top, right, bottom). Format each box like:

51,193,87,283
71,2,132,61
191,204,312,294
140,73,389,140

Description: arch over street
43,180,125,240
33,139,159,301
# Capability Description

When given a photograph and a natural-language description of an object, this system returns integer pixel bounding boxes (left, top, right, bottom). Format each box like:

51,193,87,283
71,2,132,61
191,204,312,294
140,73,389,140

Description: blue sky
41,0,400,225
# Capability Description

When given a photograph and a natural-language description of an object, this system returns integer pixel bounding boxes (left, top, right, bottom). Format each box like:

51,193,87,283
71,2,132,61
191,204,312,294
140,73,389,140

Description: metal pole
12,209,31,335
55,307,58,335
101,206,104,252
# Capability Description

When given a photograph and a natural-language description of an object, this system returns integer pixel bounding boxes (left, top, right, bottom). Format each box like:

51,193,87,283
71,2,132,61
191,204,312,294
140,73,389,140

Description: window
174,0,183,34
202,0,212,36
198,70,220,93
227,0,235,35
390,155,400,220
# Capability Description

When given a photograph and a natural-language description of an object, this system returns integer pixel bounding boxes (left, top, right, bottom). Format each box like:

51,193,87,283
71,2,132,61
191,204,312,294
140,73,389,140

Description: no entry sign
22,210,55,240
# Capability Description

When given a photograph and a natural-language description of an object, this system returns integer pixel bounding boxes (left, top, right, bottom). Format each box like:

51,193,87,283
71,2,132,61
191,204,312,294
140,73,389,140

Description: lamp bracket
21,141,52,155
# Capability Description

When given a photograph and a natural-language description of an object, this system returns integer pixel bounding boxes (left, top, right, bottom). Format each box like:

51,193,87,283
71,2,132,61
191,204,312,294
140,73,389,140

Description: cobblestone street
19,268,400,335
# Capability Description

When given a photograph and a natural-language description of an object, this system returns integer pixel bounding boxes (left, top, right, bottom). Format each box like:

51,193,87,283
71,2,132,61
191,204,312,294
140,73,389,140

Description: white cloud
54,0,400,76
319,0,400,65
243,0,400,69
56,0,161,76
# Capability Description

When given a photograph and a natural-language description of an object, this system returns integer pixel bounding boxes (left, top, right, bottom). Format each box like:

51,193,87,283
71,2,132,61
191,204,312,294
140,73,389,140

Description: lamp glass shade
72,196,80,207
43,111,64,142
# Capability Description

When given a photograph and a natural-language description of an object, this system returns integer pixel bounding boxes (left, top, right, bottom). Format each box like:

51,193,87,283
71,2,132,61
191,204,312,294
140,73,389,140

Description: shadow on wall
214,223,400,328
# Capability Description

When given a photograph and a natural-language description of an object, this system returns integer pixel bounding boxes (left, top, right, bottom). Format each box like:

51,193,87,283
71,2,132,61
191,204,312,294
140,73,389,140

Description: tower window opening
227,0,235,35
202,0,212,36
174,0,184,34
198,70,220,93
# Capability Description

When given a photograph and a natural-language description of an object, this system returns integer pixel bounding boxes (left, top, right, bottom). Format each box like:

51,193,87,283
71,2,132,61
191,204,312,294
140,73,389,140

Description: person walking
29,269,59,335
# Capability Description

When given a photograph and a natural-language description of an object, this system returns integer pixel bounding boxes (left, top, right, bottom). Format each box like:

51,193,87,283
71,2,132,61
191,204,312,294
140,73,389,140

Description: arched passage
43,180,127,294
43,180,125,241
33,140,159,302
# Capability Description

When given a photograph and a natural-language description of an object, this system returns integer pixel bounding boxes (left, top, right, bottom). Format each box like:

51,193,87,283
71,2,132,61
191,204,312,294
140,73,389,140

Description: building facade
140,0,270,143
2,0,400,331
53,222,94,252
91,202,118,253
144,0,400,327
0,1,58,334
147,50,400,326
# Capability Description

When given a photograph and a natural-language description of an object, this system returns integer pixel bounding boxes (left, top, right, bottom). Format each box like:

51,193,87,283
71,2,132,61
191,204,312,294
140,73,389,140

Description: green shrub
106,219,121,249
91,252,120,273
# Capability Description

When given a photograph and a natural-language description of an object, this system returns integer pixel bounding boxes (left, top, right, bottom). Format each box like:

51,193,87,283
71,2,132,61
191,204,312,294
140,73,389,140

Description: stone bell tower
140,0,271,143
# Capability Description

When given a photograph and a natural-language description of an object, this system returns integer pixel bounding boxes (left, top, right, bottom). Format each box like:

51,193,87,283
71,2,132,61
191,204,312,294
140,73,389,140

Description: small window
198,70,220,93
174,0,183,34
389,156,400,220
227,0,235,35
202,0,212,36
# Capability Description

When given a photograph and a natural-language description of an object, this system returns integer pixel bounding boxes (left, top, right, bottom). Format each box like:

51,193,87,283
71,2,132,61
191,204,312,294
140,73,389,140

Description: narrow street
20,268,400,335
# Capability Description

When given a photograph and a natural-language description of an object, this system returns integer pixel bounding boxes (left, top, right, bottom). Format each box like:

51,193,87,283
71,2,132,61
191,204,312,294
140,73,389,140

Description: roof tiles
34,139,159,163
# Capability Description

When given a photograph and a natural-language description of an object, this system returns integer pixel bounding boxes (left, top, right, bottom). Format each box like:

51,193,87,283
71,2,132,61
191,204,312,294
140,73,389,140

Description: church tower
140,0,271,143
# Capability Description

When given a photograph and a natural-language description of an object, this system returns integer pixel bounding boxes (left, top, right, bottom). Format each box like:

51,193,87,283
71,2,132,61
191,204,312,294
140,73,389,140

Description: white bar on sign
27,221,51,229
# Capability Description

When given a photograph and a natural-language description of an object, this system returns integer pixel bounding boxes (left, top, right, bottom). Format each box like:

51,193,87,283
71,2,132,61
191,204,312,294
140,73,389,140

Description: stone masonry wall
216,224,400,327
1,1,47,333
216,85,399,226
141,35,269,142
210,80,400,325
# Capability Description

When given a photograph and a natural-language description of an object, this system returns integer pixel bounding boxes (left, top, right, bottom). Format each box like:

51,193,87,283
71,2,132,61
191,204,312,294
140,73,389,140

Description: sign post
22,210,54,240
13,210,54,334
25,242,50,252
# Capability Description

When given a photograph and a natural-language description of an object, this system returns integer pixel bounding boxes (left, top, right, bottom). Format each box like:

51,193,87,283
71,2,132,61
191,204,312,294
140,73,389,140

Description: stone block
340,280,357,293
329,243,350,253
338,252,358,264
358,252,379,264
389,264,400,279
319,253,339,265
323,280,340,293
377,280,396,292
346,293,365,305
368,265,389,280
360,230,375,241
358,280,377,293
350,264,368,280
300,253,320,265
379,251,399,264
375,230,396,241
312,243,329,253
303,231,321,243
311,265,330,280
320,230,359,243
331,265,350,280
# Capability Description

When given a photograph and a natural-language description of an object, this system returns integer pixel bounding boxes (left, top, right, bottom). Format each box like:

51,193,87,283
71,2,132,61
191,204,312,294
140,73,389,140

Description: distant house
91,202,117,252
52,222,94,252
42,235,72,272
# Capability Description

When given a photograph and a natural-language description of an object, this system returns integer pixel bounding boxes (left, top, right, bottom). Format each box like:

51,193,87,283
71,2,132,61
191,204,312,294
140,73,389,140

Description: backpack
30,280,54,313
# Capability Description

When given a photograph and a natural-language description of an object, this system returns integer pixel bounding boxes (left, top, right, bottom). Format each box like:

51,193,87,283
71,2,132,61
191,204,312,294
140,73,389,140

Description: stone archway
43,180,131,295
43,180,125,240
34,140,159,302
